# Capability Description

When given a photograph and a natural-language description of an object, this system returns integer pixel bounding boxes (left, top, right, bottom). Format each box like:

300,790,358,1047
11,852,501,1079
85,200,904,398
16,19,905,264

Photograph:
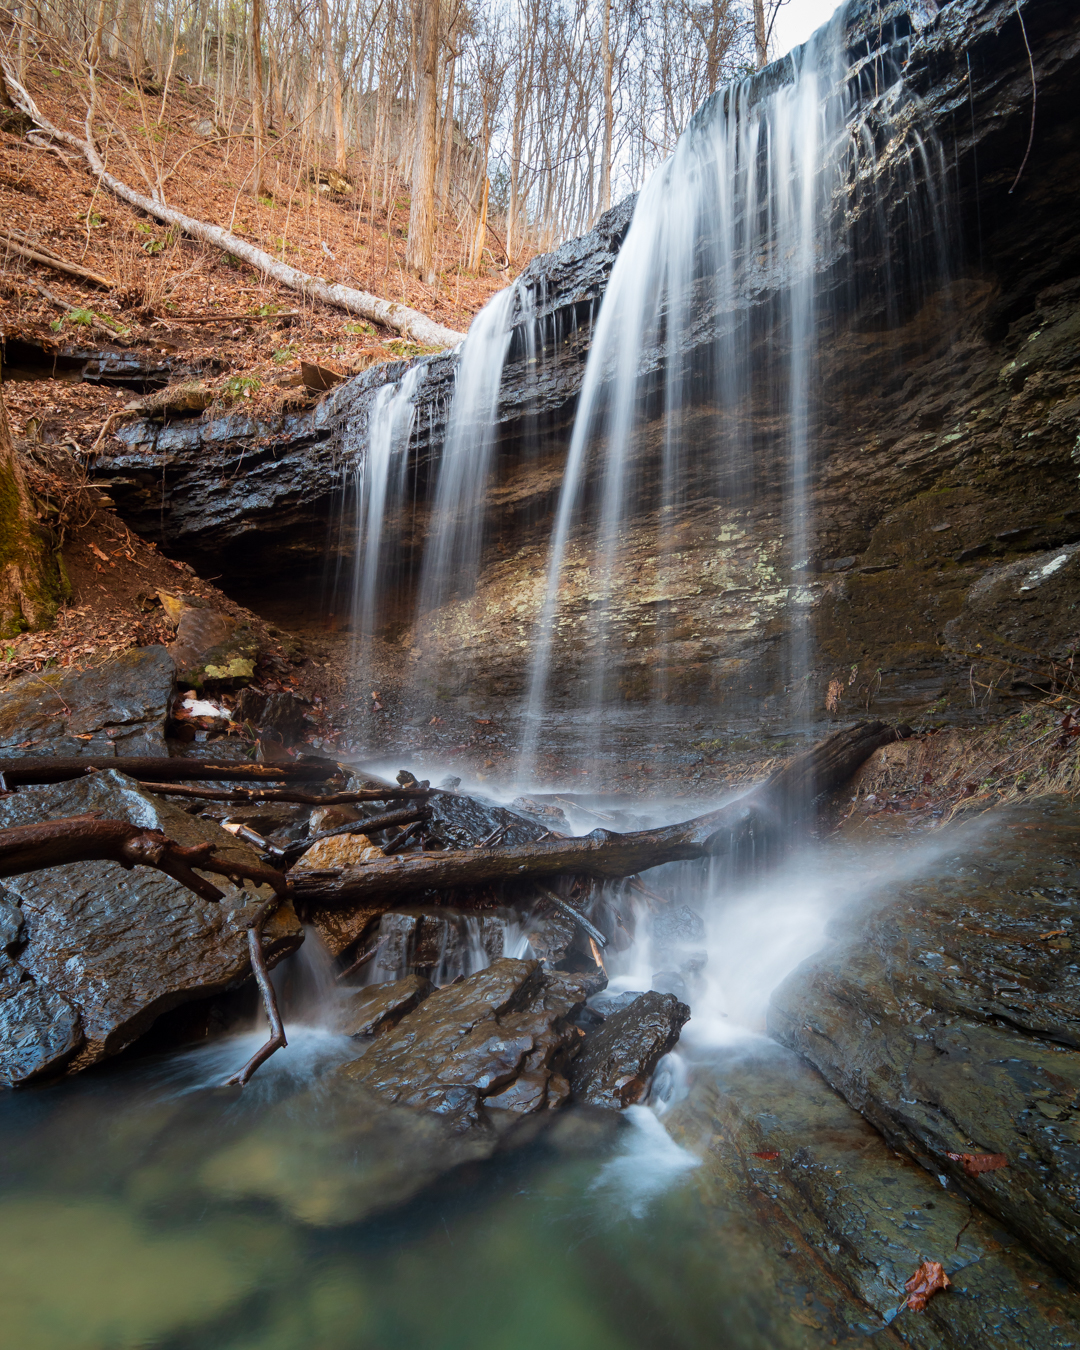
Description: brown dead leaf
945,1151,1008,1176
903,1260,951,1312
751,1151,781,1160
789,1310,823,1330
89,542,110,562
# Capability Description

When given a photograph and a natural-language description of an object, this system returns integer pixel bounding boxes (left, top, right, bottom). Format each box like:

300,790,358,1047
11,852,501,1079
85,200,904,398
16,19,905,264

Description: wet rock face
339,974,432,1038
769,795,1080,1283
665,1043,1080,1347
570,990,690,1108
0,771,302,1083
0,646,174,755
340,957,593,1124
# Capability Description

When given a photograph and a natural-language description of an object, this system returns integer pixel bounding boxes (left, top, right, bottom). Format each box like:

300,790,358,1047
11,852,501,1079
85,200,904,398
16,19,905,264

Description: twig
283,806,428,863
1008,0,1037,194
535,882,608,948
336,934,387,981
0,230,113,288
225,896,288,1085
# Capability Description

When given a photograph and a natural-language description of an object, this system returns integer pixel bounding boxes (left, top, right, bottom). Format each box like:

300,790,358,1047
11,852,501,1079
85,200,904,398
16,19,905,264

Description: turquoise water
0,1029,787,1350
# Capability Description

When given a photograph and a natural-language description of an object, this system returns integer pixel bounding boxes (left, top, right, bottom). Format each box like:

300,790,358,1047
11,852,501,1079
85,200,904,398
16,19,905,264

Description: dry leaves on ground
903,1260,951,1312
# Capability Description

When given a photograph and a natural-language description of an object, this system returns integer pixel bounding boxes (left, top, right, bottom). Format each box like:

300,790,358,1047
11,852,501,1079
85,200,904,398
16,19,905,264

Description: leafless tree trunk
597,0,613,214
319,0,347,171
406,0,439,283
753,0,767,69
251,0,267,195
0,378,65,639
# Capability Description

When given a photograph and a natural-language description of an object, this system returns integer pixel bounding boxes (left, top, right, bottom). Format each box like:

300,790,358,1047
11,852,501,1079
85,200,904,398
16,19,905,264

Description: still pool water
0,1026,818,1350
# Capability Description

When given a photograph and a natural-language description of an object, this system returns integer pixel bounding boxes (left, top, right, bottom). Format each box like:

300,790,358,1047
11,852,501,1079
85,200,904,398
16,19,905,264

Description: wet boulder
769,796,1080,1284
339,974,432,1038
340,957,593,1124
0,770,302,1081
360,906,519,984
166,602,258,686
0,645,174,755
569,990,690,1109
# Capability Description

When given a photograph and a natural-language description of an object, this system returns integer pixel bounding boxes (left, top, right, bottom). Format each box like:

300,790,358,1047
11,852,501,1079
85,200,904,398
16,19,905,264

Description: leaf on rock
751,1151,781,1160
904,1260,951,1312
946,1151,1008,1176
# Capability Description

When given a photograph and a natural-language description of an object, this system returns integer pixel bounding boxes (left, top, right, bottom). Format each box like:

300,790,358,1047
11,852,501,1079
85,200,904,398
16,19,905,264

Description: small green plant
385,338,426,359
224,375,262,401
257,195,275,209
136,223,167,255
252,302,282,317
49,318,64,332
69,308,95,327
344,321,375,337
79,210,106,229
272,344,298,364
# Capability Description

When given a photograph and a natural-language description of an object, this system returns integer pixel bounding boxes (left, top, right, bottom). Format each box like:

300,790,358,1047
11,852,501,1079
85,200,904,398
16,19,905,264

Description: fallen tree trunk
0,814,290,901
292,721,905,910
1,63,466,351
137,782,435,805
0,756,339,787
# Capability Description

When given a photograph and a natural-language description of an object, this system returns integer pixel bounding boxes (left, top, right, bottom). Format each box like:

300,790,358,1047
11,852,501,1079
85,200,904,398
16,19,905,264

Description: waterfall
349,362,427,699
518,2,947,774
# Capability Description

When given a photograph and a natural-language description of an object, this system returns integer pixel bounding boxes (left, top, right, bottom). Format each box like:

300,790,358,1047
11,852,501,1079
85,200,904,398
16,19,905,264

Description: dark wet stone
0,952,82,1086
570,989,689,1109
0,889,23,947
665,1043,1080,1349
341,957,588,1125
0,770,302,1075
590,990,646,1017
233,687,309,744
650,971,690,1002
651,903,706,948
0,646,174,755
769,795,1080,1284
339,974,432,1038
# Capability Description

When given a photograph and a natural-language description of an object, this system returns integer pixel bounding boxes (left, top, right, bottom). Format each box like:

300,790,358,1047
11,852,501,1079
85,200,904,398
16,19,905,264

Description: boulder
359,906,518,984
340,957,593,1125
167,604,257,685
0,770,302,1081
0,646,174,756
569,990,689,1108
769,795,1080,1284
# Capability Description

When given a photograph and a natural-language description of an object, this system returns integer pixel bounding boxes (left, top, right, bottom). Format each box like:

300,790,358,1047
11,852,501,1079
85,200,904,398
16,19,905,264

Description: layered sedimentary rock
92,0,1080,745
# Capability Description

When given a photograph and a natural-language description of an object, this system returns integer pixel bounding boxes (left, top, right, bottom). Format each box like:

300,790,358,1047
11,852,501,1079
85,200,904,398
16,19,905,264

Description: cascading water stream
515,3,947,776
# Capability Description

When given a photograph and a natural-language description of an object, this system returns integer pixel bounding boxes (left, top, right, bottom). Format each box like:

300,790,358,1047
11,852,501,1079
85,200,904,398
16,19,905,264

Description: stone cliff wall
95,0,1080,752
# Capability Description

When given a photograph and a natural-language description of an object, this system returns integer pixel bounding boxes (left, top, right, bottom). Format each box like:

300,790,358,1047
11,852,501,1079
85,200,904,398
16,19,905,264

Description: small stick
225,897,288,1085
167,311,301,322
336,935,387,981
535,882,608,948
283,806,428,863
1,231,114,287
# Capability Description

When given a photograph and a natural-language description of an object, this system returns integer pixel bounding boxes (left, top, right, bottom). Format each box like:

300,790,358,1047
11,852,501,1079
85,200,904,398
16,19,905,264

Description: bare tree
406,0,440,281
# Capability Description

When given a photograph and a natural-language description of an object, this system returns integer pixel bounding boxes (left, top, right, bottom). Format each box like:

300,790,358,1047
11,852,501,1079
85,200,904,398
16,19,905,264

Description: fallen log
0,756,339,787
292,721,906,910
137,782,435,805
0,814,289,902
1,63,466,350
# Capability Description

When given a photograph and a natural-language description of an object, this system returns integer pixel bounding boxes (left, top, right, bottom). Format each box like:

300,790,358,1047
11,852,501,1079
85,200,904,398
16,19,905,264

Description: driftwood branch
291,722,906,911
136,782,435,805
0,814,291,902
225,897,288,1086
283,806,429,863
0,756,339,787
1,62,465,350
1,228,114,287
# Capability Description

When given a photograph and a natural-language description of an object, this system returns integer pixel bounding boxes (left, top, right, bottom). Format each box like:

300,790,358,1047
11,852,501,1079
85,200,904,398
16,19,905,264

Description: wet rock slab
0,770,302,1084
339,973,432,1038
665,1043,1080,1349
0,646,174,755
769,796,1080,1284
340,957,592,1123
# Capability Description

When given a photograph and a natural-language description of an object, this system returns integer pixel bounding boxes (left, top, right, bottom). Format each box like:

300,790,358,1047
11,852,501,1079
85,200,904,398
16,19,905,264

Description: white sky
769,0,844,59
